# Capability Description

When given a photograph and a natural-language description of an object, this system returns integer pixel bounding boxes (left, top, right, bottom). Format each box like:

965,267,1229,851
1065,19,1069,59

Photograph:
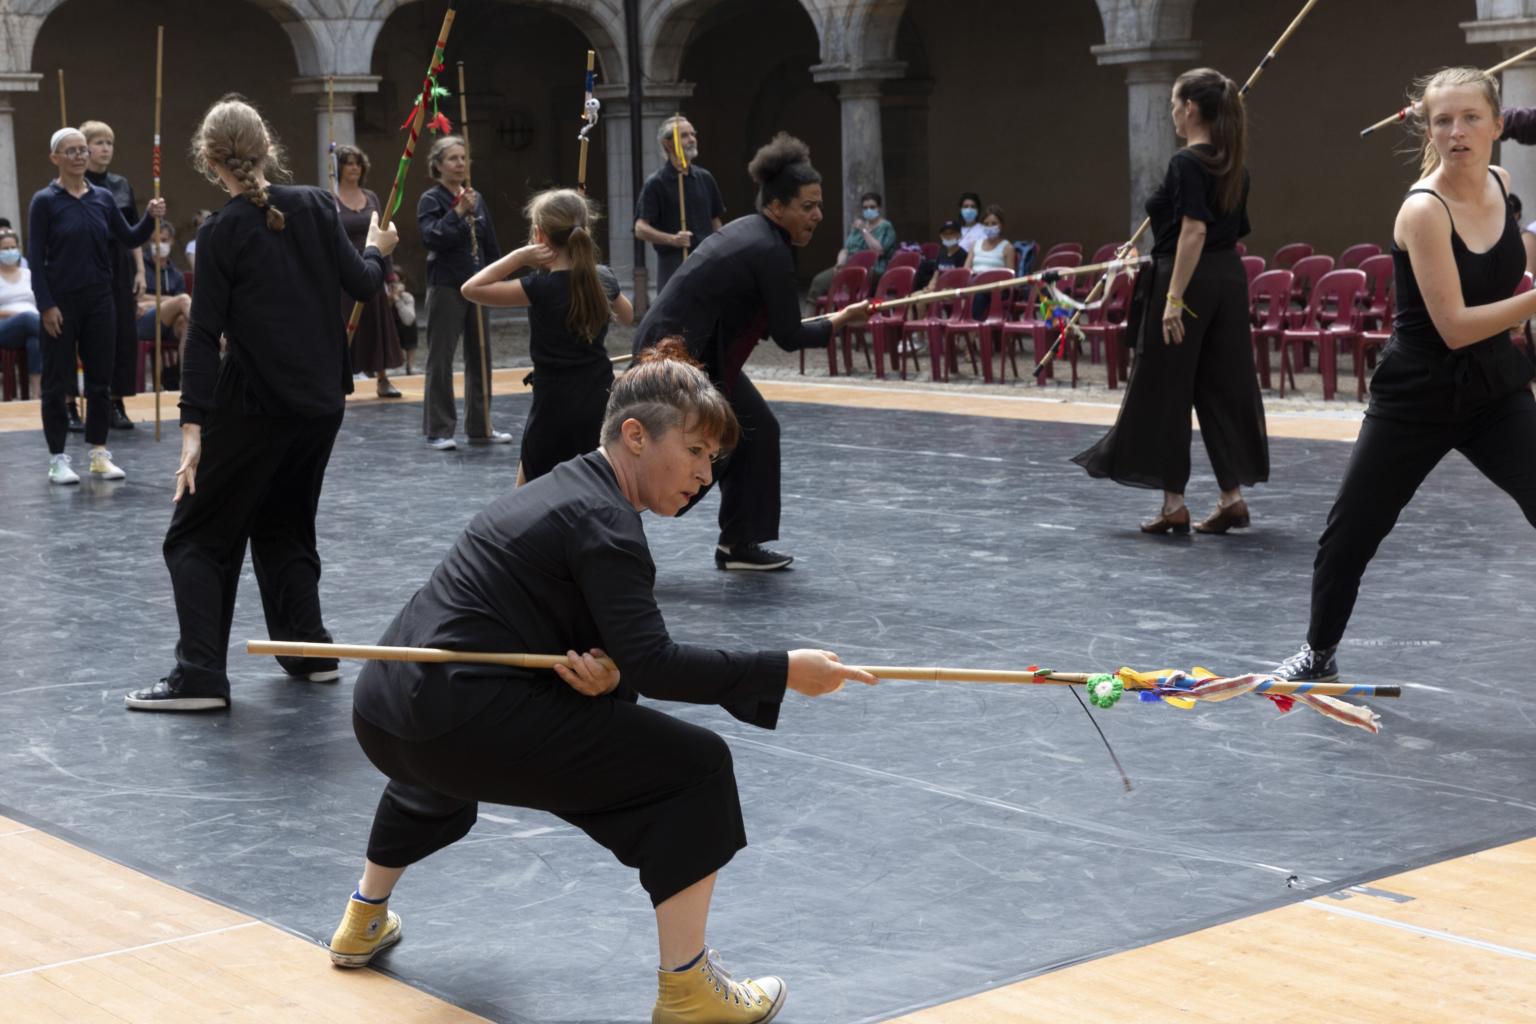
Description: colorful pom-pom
1087,673,1123,709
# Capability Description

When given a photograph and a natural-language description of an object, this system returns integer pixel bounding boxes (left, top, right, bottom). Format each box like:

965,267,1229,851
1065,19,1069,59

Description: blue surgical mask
862,207,880,220
0,249,18,266
960,207,978,224
983,225,1001,240
940,236,960,249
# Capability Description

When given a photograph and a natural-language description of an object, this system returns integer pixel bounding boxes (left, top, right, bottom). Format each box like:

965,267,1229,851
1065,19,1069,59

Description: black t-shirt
522,265,622,372
352,452,790,741
1146,144,1250,256
636,164,727,255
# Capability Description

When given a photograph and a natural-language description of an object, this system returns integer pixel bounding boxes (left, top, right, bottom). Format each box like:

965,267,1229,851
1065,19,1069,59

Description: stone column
1464,18,1536,209
0,73,42,238
596,80,693,301
291,76,380,188
811,63,905,232
1091,42,1202,236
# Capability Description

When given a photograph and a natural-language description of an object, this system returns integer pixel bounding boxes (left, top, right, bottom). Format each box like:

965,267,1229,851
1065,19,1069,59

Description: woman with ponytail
334,339,875,1024
1075,67,1269,535
125,95,398,712
463,188,633,484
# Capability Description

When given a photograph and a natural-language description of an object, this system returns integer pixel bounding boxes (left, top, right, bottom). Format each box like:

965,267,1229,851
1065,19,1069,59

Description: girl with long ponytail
1074,67,1269,537
463,187,634,485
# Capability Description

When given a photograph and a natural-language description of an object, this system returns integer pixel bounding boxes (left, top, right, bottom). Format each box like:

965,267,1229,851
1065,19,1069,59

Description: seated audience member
391,271,418,376
957,192,984,252
806,191,897,313
914,219,967,291
183,208,212,270
964,205,1014,317
0,228,41,397
0,219,28,268
138,222,189,347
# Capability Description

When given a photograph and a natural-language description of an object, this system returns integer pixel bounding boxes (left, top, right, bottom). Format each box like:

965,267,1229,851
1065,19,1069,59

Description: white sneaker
89,448,126,480
467,430,513,445
48,453,80,485
426,437,458,451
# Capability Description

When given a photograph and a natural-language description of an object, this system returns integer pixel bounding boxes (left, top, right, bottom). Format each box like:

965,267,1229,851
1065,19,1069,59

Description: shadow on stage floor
2,397,1534,1024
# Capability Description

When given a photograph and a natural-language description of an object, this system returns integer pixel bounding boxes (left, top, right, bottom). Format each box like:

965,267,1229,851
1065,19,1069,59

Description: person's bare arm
1162,216,1206,344
1523,231,1536,278
711,217,722,231
613,292,634,326
461,244,552,306
634,217,690,249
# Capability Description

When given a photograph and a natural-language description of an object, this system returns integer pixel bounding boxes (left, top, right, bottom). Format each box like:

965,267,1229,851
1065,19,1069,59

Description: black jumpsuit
84,168,142,401
631,214,834,545
352,452,789,905
1308,171,1536,650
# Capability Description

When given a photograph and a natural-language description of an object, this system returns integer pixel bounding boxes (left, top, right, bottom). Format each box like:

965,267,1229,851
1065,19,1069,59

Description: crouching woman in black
330,341,877,1024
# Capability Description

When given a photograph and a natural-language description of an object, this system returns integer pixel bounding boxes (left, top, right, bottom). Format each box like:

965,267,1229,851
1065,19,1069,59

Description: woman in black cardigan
125,96,396,712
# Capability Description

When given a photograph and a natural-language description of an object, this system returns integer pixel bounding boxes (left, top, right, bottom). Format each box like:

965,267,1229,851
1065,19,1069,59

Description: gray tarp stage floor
2,395,1534,1023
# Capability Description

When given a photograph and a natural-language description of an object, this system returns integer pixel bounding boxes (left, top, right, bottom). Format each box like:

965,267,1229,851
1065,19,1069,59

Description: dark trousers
162,364,344,698
1308,388,1536,650
676,373,780,545
656,249,685,293
41,284,115,453
355,681,746,907
110,252,139,398
423,285,490,440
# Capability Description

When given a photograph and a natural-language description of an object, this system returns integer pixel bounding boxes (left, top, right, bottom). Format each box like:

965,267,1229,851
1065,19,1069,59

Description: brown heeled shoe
1195,499,1250,534
1140,506,1190,534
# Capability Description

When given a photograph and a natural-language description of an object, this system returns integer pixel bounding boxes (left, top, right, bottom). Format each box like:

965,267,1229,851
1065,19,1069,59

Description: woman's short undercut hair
602,338,740,452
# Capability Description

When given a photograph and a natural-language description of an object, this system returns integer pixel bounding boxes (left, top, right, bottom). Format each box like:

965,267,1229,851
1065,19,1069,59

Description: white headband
51,127,84,153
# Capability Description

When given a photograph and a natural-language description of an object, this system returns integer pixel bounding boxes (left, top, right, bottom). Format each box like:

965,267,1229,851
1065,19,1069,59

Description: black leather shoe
109,399,135,430
715,543,794,571
67,402,85,432
124,678,229,711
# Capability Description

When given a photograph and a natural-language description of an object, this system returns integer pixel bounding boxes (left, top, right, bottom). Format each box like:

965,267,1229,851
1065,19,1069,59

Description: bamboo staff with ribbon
577,50,598,194
1361,41,1536,137
346,1,458,346
327,75,338,200
673,114,689,260
457,60,494,434
57,69,66,127
151,27,164,441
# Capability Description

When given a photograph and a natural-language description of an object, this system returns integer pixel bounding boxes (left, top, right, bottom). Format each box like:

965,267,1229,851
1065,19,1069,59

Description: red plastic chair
997,281,1049,384
1043,242,1082,260
1242,256,1266,285
886,250,921,272
1273,243,1313,269
846,250,877,271
1040,251,1081,273
1249,269,1293,391
1511,273,1535,356
136,337,181,395
940,268,1015,383
1281,268,1366,400
1338,243,1382,269
1287,254,1336,325
1090,243,1119,265
1078,270,1134,390
802,265,866,376
1357,254,1394,331
1236,242,1247,256
1,349,30,401
847,265,915,380
183,269,194,294
901,267,971,382
920,242,939,260
1357,290,1395,401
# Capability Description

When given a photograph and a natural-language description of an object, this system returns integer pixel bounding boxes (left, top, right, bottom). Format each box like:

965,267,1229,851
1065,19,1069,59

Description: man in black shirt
635,116,726,291
82,121,145,431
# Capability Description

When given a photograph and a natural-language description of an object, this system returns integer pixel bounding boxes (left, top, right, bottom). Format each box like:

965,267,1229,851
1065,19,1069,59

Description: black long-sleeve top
417,183,502,287
353,451,790,742
85,168,140,282
179,184,386,427
632,213,834,389
27,180,156,310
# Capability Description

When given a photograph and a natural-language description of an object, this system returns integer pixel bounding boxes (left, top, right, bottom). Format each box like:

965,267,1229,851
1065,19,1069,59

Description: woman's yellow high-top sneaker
328,892,402,968
653,948,785,1024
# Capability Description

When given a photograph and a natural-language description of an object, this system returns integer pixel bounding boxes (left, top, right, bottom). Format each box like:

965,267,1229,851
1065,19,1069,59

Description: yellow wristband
1166,294,1198,318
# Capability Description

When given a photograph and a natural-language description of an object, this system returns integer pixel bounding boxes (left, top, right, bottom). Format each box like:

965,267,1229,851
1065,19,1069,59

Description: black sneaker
1273,643,1339,683
715,543,793,571
124,678,229,711
284,662,341,683
109,399,135,430
67,403,85,432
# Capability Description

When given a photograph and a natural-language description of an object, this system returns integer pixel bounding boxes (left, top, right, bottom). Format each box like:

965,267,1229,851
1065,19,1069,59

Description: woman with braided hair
126,95,399,711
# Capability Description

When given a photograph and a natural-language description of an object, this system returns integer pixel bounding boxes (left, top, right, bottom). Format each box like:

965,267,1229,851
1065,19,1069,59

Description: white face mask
0,248,19,266
983,225,1001,240
153,242,172,259
940,236,960,249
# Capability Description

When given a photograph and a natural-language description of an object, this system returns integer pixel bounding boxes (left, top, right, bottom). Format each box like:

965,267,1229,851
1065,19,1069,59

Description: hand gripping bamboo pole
577,50,596,194
1362,41,1536,137
57,69,66,127
458,60,494,437
673,115,689,260
1030,220,1150,381
347,2,457,345
152,28,164,441
245,640,1401,698
327,75,338,200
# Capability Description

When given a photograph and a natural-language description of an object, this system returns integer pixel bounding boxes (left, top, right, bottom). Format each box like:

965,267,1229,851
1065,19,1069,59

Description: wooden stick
1362,40,1536,137
152,28,163,442
577,50,595,193
674,114,689,260
244,641,1401,698
57,69,66,127
347,2,457,344
802,255,1151,323
327,75,337,200
1240,0,1324,95
458,61,494,437
1030,218,1150,381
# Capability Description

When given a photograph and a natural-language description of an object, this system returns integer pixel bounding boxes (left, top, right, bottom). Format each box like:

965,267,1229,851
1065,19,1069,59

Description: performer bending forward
632,133,869,571
1074,68,1268,534
330,342,875,1024
1276,68,1536,682
126,96,397,711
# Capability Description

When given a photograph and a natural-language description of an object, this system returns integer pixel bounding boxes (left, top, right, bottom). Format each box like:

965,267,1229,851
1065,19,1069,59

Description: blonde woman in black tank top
1274,67,1536,685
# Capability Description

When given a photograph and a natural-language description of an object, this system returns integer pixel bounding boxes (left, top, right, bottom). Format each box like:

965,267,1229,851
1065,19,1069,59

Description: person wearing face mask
28,127,164,485
183,209,211,270
81,121,146,431
805,191,896,314
0,228,42,400
635,116,726,292
910,220,968,323
0,219,29,266
963,206,1016,319
956,193,985,252
138,222,189,352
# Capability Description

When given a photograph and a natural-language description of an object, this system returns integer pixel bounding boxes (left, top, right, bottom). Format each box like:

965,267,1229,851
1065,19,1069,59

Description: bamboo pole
803,255,1151,323
1240,0,1324,95
327,75,337,200
1362,41,1536,137
458,60,494,438
57,69,66,127
244,640,1401,698
577,50,595,194
152,28,163,442
346,2,457,345
673,114,689,260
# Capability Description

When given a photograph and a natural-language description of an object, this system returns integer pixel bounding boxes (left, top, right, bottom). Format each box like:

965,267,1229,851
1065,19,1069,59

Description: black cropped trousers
355,680,747,907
